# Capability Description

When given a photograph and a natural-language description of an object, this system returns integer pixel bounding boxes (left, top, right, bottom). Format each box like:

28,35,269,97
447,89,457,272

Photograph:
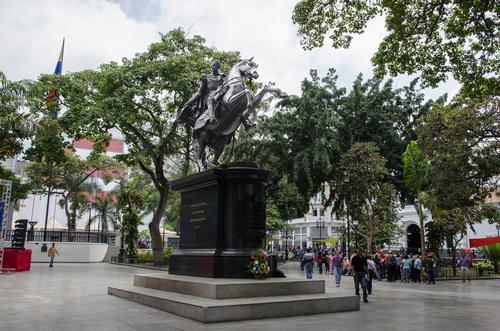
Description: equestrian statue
174,58,287,169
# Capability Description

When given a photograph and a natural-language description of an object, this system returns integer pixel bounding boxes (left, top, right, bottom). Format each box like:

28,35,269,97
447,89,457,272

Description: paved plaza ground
0,262,499,331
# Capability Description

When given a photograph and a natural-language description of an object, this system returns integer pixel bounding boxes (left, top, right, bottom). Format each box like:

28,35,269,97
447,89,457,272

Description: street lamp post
352,220,359,250
284,226,289,261
344,171,351,259
447,220,457,277
316,217,325,250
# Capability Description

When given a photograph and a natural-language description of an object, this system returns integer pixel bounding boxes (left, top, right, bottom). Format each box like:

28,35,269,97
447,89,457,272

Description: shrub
137,250,153,263
164,246,175,262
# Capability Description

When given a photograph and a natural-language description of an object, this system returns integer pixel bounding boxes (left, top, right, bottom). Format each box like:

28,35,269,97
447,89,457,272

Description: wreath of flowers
247,249,271,279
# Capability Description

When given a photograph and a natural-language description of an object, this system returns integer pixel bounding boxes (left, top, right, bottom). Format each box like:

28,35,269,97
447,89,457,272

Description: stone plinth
168,163,276,278
133,273,325,299
108,273,360,323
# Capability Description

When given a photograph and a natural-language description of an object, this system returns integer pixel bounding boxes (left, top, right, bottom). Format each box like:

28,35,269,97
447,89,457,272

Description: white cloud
0,0,456,99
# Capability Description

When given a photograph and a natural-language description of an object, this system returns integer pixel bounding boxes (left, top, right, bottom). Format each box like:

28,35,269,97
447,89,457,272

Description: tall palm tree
402,141,429,255
86,194,120,233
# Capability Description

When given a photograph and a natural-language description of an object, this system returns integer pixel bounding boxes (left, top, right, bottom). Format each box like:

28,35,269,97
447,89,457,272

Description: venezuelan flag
48,38,65,118
54,38,65,75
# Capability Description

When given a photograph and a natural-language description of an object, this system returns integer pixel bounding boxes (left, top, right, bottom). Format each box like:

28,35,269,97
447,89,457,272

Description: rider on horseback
174,60,255,130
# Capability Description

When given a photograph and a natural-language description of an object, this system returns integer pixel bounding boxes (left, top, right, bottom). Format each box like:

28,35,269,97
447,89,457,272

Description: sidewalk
0,262,499,331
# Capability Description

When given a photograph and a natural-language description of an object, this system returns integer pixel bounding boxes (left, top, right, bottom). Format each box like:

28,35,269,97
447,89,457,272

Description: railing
437,267,498,279
4,229,114,244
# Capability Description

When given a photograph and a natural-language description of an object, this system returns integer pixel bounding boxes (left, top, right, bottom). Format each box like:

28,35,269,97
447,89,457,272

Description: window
319,209,325,216
313,209,318,216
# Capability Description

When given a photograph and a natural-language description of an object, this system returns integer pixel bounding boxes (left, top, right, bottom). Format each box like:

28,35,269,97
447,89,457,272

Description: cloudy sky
0,0,458,99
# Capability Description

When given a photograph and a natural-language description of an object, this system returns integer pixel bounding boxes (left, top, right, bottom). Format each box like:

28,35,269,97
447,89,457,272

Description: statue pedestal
168,163,275,278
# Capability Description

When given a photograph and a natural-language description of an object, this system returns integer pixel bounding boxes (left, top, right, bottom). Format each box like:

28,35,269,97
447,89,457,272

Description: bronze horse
192,58,287,169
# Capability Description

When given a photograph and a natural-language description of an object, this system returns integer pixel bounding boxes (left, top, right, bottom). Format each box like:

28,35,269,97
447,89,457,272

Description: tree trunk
367,234,373,253
150,187,169,265
417,201,426,256
63,194,71,232
70,202,77,232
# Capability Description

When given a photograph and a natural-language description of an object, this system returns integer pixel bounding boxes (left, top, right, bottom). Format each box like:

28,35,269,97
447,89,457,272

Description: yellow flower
260,263,266,270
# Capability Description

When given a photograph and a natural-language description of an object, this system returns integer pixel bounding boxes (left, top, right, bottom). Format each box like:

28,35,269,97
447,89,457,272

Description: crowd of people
294,245,475,303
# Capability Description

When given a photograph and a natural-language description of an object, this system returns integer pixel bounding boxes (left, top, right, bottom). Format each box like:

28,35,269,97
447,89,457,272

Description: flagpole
42,167,52,242
43,38,64,242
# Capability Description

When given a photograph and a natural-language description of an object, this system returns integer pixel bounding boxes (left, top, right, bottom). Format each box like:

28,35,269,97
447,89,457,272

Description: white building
272,189,500,253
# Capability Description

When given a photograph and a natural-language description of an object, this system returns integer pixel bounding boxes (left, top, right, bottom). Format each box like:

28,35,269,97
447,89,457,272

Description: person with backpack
366,254,377,295
351,249,369,303
303,248,315,279
424,252,436,285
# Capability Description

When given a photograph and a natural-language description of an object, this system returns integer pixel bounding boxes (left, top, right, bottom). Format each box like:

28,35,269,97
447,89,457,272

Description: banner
469,236,500,248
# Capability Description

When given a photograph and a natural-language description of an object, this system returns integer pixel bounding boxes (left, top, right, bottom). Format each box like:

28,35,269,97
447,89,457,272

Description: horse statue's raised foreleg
243,86,287,120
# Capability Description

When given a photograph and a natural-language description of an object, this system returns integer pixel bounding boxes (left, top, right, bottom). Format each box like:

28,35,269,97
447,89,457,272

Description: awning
469,236,500,248
313,236,339,245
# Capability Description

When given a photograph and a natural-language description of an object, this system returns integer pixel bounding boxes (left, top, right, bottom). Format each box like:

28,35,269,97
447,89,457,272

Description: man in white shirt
414,256,422,283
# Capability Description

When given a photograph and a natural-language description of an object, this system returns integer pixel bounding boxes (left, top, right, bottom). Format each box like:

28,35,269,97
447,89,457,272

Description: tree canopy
293,0,499,98
0,71,32,160
235,69,433,215
30,29,240,264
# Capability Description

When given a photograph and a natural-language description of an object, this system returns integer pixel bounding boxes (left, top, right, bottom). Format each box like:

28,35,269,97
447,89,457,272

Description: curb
109,261,168,271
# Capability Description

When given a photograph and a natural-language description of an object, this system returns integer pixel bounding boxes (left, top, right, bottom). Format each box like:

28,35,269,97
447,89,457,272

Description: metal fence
4,229,114,244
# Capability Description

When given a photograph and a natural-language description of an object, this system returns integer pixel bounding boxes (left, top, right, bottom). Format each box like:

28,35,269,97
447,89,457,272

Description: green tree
236,69,433,216
0,166,32,208
0,71,33,160
27,152,118,231
336,142,400,252
37,29,240,264
417,98,500,212
292,0,499,98
117,178,145,259
234,69,344,211
336,75,433,202
402,140,429,254
416,98,500,258
481,243,500,273
87,194,120,233
266,176,307,231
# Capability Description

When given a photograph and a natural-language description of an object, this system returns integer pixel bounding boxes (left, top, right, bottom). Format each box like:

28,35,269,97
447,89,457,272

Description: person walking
316,251,324,274
395,254,401,281
375,250,386,281
298,249,305,271
351,249,369,303
459,251,472,283
303,248,315,279
48,243,59,268
402,255,411,283
414,255,422,283
327,252,334,274
424,252,436,285
387,255,396,282
332,251,343,287
366,254,376,295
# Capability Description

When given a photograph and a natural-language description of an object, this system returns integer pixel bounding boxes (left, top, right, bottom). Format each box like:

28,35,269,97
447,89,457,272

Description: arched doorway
406,224,421,254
